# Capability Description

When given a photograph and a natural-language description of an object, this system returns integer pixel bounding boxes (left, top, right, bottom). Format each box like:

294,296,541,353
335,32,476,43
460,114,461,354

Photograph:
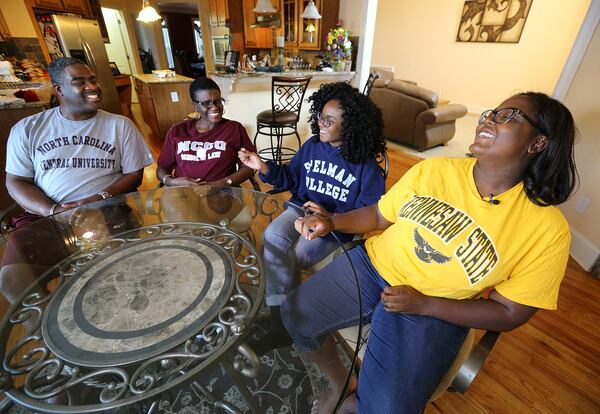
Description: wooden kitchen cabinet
61,0,90,15
242,0,274,49
133,75,194,141
280,0,321,50
134,77,160,140
278,0,339,50
31,0,89,15
241,0,338,50
30,0,64,10
0,8,11,42
210,0,229,27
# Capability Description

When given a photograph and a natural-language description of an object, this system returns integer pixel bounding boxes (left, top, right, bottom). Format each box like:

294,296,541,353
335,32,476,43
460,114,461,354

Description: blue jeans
281,246,469,413
263,206,339,306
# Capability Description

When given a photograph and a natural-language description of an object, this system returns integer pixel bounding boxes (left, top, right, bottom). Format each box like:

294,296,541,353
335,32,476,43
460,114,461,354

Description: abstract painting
457,0,534,43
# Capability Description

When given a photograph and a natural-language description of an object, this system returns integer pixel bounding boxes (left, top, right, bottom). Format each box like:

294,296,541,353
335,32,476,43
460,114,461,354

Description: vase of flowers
326,26,352,71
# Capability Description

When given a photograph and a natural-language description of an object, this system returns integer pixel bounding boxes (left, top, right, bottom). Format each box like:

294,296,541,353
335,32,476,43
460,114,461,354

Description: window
161,19,175,69
193,19,204,57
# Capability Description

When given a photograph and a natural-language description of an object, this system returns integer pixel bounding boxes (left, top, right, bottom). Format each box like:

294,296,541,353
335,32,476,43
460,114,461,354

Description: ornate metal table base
0,222,264,413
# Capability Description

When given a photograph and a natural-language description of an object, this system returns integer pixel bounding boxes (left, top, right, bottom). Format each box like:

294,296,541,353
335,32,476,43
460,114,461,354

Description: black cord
330,232,363,414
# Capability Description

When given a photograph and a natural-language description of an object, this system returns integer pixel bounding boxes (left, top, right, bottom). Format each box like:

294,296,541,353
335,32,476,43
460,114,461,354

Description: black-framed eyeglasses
193,97,225,109
317,112,337,128
479,107,542,131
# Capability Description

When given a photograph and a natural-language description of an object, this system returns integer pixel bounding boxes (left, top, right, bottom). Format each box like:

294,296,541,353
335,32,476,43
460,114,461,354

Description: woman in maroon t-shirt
156,77,256,187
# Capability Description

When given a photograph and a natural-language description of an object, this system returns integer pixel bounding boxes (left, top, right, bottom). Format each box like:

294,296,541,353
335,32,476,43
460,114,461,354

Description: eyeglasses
479,107,542,131
193,97,226,109
317,112,337,128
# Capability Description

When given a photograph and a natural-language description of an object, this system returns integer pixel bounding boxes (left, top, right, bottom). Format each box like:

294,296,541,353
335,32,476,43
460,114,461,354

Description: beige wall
0,0,36,38
338,0,365,36
371,0,590,110
560,20,600,265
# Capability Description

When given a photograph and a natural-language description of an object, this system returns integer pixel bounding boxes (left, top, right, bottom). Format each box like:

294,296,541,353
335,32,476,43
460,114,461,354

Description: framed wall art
457,0,534,43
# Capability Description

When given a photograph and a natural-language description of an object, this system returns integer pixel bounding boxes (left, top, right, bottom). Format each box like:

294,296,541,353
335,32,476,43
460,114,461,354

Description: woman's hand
165,176,203,187
238,148,268,174
303,201,332,217
295,215,334,240
380,286,430,315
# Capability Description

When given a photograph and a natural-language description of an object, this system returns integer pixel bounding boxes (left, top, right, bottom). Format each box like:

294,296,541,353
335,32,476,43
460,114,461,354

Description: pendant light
136,0,162,22
301,1,322,19
253,0,277,13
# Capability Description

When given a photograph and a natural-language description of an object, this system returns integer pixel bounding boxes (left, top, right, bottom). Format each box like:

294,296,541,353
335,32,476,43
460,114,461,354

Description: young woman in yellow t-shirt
286,92,578,414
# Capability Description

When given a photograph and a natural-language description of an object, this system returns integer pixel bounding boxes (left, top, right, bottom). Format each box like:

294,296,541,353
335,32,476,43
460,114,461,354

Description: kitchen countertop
0,81,53,110
209,70,354,79
132,74,194,84
209,70,355,99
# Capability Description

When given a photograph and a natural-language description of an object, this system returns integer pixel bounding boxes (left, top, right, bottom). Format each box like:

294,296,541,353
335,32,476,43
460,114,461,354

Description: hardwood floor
0,106,598,413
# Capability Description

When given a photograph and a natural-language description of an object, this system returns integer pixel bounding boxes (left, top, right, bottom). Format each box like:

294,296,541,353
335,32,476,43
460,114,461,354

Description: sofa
369,77,468,151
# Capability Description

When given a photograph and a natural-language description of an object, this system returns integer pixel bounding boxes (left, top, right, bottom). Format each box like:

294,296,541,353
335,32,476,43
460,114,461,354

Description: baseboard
570,227,600,271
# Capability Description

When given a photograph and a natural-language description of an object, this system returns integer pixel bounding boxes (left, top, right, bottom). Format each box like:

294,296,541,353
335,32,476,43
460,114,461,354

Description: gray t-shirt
6,107,153,203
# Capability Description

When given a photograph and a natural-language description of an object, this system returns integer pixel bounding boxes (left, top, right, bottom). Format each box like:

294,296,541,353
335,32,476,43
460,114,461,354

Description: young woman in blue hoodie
238,82,386,351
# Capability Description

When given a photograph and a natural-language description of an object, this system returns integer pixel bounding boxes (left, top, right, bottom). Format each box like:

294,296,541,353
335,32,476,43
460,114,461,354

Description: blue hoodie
259,138,385,240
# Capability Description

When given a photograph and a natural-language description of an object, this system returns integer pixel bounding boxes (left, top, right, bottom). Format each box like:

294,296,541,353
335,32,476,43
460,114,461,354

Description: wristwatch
97,191,113,200
225,177,233,185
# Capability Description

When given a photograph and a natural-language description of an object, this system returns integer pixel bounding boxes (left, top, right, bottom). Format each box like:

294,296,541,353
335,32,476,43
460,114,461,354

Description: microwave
212,36,229,66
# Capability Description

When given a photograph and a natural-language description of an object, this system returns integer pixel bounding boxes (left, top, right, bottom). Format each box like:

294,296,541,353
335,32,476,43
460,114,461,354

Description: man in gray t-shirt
5,57,153,218
1,57,153,309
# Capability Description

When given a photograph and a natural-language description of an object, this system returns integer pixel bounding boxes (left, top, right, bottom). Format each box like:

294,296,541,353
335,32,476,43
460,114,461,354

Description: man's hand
67,193,104,208
302,201,332,217
52,193,103,215
380,286,430,315
295,215,333,240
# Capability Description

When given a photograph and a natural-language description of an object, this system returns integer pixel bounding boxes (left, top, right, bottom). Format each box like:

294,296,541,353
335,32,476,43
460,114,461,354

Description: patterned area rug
7,321,353,414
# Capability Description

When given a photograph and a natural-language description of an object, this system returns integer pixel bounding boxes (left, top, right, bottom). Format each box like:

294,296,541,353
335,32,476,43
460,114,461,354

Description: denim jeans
263,206,339,306
281,246,469,413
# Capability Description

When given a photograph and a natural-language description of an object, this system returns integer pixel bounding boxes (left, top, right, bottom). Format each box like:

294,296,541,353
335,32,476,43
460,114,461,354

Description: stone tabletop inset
43,235,235,367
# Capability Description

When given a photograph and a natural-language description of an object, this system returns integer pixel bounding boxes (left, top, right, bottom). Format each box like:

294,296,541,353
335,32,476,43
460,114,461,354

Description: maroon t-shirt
157,118,256,181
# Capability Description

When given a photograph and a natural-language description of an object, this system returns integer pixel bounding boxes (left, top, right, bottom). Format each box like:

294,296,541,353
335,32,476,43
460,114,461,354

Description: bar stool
253,76,312,164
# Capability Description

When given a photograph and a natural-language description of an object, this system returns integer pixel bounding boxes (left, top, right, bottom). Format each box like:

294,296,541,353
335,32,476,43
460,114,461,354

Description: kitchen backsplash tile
0,37,46,66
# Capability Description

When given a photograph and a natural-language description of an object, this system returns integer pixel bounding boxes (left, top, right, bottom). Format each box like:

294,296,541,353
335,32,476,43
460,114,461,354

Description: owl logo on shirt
413,228,452,264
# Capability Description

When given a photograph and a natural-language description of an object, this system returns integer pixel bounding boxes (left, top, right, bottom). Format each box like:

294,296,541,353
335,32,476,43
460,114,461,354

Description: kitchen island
132,74,194,140
209,70,355,151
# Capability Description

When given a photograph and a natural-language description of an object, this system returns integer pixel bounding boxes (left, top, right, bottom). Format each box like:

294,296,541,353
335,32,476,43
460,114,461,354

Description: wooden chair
253,76,312,165
338,326,500,405
429,330,500,401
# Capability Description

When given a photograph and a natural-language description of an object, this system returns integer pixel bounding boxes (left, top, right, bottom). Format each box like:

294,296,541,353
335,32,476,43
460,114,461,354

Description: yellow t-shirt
365,157,570,310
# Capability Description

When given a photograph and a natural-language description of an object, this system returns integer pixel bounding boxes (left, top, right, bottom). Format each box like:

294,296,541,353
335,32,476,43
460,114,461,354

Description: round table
0,186,360,413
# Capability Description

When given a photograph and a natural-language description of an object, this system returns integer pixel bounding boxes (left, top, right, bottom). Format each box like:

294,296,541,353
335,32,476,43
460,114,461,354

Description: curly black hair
516,92,578,206
308,82,386,164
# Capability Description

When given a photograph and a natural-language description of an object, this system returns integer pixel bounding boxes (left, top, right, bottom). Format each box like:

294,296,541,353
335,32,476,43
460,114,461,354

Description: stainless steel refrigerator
51,14,122,115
